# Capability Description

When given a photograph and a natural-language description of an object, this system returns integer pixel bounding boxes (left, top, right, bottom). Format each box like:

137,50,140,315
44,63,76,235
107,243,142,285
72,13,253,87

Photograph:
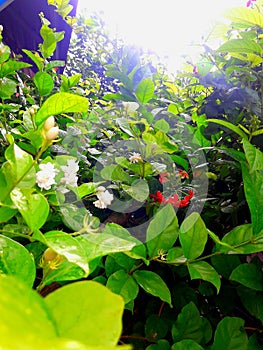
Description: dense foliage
1,0,263,349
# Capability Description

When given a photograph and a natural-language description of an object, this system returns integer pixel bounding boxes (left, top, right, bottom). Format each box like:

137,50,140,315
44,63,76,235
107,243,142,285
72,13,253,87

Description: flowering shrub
1,1,263,349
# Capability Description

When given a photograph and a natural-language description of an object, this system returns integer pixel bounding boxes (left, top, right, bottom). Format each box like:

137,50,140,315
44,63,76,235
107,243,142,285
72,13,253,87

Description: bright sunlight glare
77,0,246,72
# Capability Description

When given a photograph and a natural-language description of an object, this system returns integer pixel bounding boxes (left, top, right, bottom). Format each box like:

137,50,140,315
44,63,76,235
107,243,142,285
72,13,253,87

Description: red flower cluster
246,0,256,7
150,190,194,208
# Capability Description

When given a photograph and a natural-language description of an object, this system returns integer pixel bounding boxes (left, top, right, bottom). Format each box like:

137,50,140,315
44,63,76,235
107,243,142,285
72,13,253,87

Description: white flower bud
44,116,55,131
45,126,59,141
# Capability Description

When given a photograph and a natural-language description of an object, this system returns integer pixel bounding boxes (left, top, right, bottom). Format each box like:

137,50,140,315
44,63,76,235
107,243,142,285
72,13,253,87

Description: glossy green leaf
78,182,97,198
172,301,212,344
206,119,248,140
217,39,262,55
76,233,136,261
106,269,139,304
224,7,263,28
3,141,35,188
219,224,263,254
34,71,54,96
188,261,221,294
133,270,172,307
0,77,16,99
0,275,57,349
147,204,179,258
0,60,31,78
103,223,147,260
135,78,155,103
11,188,49,231
243,139,263,171
230,263,263,291
45,280,124,346
172,340,204,350
0,235,35,287
211,317,248,350
241,162,263,235
40,24,64,58
0,205,17,223
35,92,89,126
122,179,149,202
22,49,44,71
179,213,208,260
42,230,89,275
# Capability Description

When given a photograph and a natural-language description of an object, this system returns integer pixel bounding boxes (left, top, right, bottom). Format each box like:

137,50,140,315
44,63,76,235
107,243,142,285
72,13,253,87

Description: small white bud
45,126,59,141
44,116,55,131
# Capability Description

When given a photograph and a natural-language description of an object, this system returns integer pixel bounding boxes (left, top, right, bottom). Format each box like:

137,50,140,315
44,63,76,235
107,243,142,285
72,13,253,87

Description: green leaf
146,339,171,350
33,71,54,96
172,340,204,350
237,287,263,325
217,39,262,55
135,78,155,103
45,280,124,346
0,275,57,349
145,314,169,342
11,189,49,231
35,92,89,126
172,301,211,344
3,141,35,188
146,204,179,258
106,269,139,304
211,317,248,350
0,60,31,78
122,179,149,202
188,261,221,294
154,119,170,133
241,162,263,235
22,49,44,71
42,230,89,275
179,213,208,260
76,233,136,261
230,263,263,291
211,254,241,279
40,24,64,59
0,77,16,100
218,224,263,254
0,235,35,287
0,276,131,349
78,182,97,198
206,119,248,140
224,7,263,28
133,270,172,307
243,139,263,171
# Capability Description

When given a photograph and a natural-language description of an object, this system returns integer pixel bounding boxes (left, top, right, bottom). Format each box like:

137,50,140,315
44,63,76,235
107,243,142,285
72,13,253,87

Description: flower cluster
36,162,58,190
159,169,189,184
94,186,114,209
150,189,194,208
61,159,79,188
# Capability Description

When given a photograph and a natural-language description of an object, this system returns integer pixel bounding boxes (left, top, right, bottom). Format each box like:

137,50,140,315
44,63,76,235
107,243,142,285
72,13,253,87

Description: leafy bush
1,1,263,349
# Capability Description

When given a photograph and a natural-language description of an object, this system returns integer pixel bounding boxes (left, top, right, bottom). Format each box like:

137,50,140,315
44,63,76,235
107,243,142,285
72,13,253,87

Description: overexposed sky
77,0,247,72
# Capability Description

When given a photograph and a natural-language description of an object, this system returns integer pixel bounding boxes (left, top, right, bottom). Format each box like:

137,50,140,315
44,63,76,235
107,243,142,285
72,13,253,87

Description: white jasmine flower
129,152,142,163
36,162,58,190
61,159,79,187
123,102,139,113
94,189,114,209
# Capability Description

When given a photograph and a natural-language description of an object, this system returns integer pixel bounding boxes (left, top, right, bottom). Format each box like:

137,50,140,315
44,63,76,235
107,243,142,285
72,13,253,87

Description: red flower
178,170,189,179
159,172,169,184
150,191,165,204
150,189,194,208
